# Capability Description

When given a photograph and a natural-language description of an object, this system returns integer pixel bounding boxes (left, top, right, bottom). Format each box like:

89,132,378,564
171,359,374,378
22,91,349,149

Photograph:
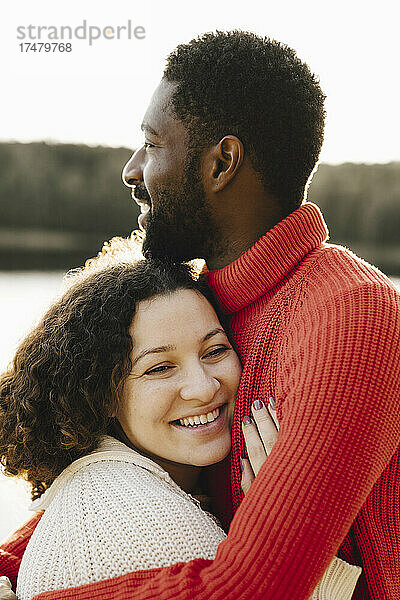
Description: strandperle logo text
16,20,146,46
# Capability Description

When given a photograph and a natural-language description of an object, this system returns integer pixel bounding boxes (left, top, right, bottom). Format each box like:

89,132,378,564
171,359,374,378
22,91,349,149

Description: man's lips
131,189,151,230
131,183,151,204
137,204,150,230
132,194,150,210
131,190,150,207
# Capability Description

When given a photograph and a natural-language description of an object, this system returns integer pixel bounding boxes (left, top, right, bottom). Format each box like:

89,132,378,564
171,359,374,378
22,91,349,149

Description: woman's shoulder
17,437,226,596
46,453,221,535
30,435,171,511
29,435,226,544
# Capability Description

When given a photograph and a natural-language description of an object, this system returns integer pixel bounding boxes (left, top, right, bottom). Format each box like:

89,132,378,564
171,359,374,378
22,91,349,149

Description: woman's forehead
131,289,222,346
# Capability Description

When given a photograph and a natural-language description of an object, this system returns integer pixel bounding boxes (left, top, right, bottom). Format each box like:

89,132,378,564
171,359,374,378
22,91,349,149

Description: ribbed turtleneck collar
205,202,329,313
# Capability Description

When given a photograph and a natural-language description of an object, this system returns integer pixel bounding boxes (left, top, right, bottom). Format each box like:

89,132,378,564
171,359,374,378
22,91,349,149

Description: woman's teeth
179,407,220,428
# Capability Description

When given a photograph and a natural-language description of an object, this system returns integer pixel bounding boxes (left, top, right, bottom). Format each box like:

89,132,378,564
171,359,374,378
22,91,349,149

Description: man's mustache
134,183,151,204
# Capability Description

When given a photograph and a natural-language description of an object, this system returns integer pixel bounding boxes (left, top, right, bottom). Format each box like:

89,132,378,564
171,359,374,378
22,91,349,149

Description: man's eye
203,346,230,359
144,365,172,375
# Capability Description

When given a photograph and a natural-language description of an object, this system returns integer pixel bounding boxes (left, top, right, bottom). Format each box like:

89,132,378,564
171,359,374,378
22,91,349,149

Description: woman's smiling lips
170,403,229,435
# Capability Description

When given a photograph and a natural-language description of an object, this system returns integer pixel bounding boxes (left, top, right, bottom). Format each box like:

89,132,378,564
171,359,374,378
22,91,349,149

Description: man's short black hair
164,30,326,214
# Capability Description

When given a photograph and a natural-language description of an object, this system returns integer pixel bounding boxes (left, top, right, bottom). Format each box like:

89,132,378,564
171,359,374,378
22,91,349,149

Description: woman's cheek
138,379,176,420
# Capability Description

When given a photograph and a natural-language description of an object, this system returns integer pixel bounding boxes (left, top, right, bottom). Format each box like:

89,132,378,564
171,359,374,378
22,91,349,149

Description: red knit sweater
1,202,399,600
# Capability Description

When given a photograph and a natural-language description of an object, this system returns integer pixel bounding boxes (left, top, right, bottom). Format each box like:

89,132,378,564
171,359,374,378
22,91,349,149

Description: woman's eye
203,346,230,360
144,365,172,376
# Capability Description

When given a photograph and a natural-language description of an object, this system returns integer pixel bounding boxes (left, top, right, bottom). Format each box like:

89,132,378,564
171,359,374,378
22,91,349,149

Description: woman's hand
241,398,278,494
0,577,17,600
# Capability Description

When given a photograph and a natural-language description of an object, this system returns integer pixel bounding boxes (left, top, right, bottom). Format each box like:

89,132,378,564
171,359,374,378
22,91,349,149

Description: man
1,31,400,600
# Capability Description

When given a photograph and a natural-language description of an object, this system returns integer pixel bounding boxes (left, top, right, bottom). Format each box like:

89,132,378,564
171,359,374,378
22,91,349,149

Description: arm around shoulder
31,282,400,600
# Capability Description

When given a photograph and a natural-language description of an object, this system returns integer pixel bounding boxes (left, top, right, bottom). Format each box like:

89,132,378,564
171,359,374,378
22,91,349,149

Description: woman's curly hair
0,251,217,501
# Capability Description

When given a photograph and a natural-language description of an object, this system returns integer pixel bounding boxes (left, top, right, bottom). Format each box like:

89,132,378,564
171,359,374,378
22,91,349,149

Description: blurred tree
308,162,400,247
0,142,138,269
0,143,399,273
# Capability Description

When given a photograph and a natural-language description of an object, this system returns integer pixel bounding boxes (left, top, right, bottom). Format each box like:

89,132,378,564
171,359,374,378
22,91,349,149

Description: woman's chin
188,441,232,467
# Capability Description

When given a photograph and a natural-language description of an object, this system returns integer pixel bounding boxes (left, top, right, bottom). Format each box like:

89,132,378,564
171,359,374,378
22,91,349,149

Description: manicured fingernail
242,415,252,426
239,457,245,472
253,399,264,411
269,397,276,410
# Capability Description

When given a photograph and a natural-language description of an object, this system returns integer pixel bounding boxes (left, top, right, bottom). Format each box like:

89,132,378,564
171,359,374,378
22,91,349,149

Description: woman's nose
179,368,221,404
122,147,144,188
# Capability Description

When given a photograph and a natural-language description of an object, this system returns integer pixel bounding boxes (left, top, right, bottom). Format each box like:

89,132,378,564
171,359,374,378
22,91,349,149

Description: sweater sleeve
260,279,400,598
0,514,42,590
30,280,400,600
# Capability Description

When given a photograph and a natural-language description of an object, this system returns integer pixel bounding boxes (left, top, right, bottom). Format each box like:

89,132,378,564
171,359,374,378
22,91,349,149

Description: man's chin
142,230,200,262
141,209,215,262
142,239,196,262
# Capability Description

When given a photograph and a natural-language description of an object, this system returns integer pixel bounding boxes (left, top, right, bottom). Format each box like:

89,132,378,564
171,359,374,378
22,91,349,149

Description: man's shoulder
300,242,397,298
279,242,400,334
277,244,400,372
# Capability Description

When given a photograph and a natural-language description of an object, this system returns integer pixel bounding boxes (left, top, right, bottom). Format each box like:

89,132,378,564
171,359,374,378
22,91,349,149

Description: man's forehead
142,79,179,136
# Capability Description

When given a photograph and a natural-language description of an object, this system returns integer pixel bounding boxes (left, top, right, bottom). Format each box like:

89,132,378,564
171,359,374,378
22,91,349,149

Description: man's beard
142,153,220,262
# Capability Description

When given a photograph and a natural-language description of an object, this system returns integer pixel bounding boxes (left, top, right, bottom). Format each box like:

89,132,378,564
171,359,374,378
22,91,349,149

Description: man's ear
208,136,244,192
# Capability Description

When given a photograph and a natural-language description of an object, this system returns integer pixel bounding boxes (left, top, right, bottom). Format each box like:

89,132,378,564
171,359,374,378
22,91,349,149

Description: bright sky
2,0,399,163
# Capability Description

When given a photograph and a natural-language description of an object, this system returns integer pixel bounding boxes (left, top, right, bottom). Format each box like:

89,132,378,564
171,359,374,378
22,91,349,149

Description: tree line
0,142,399,274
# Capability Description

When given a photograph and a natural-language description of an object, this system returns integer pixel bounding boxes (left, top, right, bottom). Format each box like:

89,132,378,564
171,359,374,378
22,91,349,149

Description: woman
0,246,360,599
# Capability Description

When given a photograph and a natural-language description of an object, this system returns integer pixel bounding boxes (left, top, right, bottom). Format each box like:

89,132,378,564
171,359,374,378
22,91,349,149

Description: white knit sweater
16,436,360,600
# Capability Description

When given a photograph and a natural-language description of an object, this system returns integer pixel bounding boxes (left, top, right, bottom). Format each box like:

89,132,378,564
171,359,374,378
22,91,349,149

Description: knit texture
15,437,226,600
312,558,361,600
1,202,399,600
207,202,400,600
11,437,361,600
0,514,42,591
0,448,361,600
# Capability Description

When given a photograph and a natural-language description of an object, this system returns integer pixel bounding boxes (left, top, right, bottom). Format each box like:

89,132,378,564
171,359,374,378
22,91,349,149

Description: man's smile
132,181,151,202
133,196,151,230
131,189,150,207
131,185,152,229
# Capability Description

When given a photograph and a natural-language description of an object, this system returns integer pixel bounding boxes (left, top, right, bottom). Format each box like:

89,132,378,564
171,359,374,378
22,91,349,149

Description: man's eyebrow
133,345,175,366
141,122,159,137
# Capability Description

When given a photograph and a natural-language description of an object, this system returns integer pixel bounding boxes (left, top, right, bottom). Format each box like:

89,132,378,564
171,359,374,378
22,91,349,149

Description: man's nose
122,147,144,188
179,367,221,404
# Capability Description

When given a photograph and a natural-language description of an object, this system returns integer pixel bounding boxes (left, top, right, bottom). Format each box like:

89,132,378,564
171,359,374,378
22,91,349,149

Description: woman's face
117,289,242,468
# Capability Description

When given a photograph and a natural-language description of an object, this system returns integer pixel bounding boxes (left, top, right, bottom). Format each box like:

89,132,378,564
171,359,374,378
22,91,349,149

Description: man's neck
206,211,285,271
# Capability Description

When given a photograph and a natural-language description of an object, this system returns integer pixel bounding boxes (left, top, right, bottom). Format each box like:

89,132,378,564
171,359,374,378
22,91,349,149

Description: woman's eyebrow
133,345,175,366
133,329,226,366
202,328,226,342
